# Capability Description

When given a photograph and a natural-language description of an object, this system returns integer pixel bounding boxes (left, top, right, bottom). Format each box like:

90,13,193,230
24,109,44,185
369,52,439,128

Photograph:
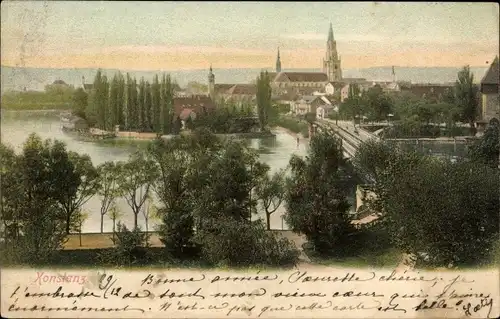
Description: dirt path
63,232,163,250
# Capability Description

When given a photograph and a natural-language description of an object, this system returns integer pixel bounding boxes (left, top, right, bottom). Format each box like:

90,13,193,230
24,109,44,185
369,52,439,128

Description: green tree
361,85,393,121
117,72,126,127
57,152,99,234
0,144,24,242
374,151,499,267
468,122,499,168
151,75,162,133
353,139,396,183
108,203,123,242
125,73,139,131
108,74,120,129
284,132,354,255
256,71,272,131
3,134,70,263
455,65,479,134
160,74,174,135
91,71,109,130
255,169,286,230
147,132,218,257
74,209,89,247
138,78,146,131
144,81,153,132
71,88,88,119
96,161,121,233
116,153,156,228
99,223,151,266
85,70,101,126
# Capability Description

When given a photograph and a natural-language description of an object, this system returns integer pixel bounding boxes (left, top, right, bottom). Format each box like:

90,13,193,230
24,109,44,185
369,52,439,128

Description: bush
158,207,199,259
285,133,355,256
98,223,152,266
197,219,299,267
377,153,499,267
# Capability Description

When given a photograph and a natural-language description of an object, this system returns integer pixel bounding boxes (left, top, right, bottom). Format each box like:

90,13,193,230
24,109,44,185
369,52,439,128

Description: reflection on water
2,113,469,233
1,113,467,232
1,114,311,232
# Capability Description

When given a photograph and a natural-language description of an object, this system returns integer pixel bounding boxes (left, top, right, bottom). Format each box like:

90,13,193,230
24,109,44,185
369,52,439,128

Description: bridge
310,119,380,159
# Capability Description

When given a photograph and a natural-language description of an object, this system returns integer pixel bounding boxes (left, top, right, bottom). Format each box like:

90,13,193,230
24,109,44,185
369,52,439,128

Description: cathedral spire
275,47,282,73
328,23,334,41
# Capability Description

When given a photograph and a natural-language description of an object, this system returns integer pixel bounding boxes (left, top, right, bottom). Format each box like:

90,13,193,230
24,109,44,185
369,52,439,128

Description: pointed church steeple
208,64,215,98
275,47,282,73
323,23,342,82
328,23,334,42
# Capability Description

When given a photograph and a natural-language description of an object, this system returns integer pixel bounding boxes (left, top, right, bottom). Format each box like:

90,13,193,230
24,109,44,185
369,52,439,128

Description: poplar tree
138,78,146,132
97,74,109,130
144,81,153,132
454,65,479,134
108,74,119,130
152,75,161,133
86,69,102,127
256,71,272,132
132,78,139,130
160,74,174,135
117,72,125,128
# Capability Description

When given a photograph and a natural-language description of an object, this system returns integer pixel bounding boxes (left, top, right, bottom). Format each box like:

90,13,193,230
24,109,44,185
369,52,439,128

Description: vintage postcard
1,1,499,318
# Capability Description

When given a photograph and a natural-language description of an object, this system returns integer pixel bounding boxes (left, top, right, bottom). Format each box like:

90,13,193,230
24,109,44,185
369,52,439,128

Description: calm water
1,111,314,232
1,111,468,232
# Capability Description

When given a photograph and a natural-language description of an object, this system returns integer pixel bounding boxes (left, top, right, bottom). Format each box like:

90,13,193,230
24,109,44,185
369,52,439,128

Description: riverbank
273,126,309,142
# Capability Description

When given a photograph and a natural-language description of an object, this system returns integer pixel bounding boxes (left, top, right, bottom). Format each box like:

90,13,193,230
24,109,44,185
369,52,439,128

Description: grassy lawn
304,245,402,269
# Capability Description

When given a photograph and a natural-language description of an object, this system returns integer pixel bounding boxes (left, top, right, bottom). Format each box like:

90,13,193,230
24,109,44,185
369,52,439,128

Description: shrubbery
196,219,299,267
98,223,152,266
354,139,499,268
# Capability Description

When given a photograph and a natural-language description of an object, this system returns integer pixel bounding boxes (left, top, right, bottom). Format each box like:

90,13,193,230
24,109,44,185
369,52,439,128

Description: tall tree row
138,78,146,132
152,75,162,133
256,71,272,132
160,74,175,135
144,82,153,132
86,71,177,134
108,75,120,130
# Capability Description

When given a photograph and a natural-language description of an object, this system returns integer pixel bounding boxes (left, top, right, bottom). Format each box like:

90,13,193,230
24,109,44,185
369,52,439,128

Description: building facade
273,72,329,93
480,56,499,123
291,95,327,115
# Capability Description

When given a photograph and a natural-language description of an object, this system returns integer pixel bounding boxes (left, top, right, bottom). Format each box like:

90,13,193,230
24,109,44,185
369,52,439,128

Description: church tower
208,64,215,99
322,23,342,82
275,47,282,73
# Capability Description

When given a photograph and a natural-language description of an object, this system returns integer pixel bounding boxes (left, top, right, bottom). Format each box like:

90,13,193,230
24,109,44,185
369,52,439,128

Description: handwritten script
1,268,498,318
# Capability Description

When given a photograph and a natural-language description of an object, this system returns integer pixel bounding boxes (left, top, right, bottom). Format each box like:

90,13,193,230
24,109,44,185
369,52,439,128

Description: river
1,111,331,232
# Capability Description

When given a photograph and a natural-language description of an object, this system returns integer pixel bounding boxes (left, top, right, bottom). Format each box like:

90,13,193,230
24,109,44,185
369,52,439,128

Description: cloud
281,33,326,41
282,32,499,47
97,45,270,56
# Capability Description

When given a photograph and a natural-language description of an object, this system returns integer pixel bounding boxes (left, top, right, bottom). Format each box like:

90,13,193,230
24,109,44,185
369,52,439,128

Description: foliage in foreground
146,128,299,267
285,132,355,255
197,219,299,267
354,139,499,267
98,223,152,266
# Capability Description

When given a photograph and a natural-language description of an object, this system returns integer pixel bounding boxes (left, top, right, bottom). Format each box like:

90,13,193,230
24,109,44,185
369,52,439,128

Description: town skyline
1,2,498,71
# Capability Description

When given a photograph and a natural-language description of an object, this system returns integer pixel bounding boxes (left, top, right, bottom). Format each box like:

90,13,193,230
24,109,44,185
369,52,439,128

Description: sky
1,1,499,71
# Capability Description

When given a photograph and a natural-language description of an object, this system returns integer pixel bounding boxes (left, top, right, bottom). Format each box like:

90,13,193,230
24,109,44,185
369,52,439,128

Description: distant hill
1,65,489,93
